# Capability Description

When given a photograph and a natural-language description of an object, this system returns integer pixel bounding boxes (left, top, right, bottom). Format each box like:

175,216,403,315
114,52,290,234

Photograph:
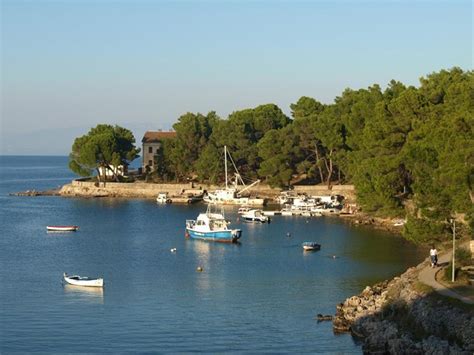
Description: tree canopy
76,68,472,244
163,68,473,242
69,124,140,181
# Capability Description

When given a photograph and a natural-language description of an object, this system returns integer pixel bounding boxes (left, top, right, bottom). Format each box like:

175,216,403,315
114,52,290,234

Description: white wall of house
98,165,125,178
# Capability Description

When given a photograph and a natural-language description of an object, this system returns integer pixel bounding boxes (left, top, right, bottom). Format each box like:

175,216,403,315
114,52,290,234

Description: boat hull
185,228,241,243
204,196,265,206
47,226,79,231
63,274,103,287
242,216,269,223
302,243,321,251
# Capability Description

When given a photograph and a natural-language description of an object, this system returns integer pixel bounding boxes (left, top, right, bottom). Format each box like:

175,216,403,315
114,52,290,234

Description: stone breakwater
59,180,356,201
333,261,474,354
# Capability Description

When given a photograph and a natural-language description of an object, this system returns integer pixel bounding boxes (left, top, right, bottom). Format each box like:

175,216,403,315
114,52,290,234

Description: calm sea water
0,156,425,353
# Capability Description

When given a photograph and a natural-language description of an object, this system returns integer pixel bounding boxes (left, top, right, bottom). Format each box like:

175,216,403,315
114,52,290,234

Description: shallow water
0,156,424,353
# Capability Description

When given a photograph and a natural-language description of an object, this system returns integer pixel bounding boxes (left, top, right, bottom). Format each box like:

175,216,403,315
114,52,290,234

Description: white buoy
170,248,177,253
196,266,203,272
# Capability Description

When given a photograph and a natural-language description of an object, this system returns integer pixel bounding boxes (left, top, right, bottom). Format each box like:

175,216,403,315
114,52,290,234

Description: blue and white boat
185,206,242,243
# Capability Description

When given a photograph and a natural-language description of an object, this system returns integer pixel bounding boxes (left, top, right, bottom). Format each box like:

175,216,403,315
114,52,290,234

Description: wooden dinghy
63,273,104,287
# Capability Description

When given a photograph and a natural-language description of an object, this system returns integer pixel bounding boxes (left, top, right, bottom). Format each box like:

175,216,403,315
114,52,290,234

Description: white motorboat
46,225,79,232
276,191,297,205
63,273,104,287
241,209,270,223
280,206,294,216
312,194,344,208
156,192,172,204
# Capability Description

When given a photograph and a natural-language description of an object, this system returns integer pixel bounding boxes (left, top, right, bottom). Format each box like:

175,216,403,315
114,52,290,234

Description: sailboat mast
224,145,228,189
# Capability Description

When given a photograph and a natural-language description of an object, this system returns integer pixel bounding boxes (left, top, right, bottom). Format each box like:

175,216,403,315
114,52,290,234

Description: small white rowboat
47,225,79,232
63,273,104,287
302,242,321,251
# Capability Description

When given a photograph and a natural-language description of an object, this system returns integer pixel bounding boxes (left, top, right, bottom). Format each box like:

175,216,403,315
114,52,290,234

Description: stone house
141,130,177,172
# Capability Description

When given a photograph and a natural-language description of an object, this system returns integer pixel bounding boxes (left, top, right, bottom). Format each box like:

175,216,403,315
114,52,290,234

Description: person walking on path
430,245,438,268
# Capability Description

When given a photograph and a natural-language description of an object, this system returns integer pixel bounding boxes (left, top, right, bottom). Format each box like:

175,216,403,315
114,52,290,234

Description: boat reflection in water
63,284,104,304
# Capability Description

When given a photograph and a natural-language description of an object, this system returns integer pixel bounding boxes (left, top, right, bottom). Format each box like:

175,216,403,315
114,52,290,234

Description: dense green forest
70,68,473,243
152,68,473,242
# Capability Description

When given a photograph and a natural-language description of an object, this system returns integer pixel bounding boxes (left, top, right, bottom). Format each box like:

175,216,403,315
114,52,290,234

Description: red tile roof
142,131,177,143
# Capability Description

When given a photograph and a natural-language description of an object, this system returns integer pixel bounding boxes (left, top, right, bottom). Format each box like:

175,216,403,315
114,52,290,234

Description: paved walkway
418,249,474,305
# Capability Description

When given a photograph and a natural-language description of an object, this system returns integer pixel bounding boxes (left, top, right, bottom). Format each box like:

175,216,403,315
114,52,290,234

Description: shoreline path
418,248,474,305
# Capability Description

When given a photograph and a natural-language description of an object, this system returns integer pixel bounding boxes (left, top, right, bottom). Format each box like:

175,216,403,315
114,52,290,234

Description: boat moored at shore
204,146,265,206
156,192,172,203
204,188,264,206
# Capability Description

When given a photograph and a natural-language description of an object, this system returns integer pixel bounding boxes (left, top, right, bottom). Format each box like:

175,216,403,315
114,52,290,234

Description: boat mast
224,145,228,189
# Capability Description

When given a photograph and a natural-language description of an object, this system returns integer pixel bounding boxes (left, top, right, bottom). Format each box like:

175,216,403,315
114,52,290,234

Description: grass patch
436,269,474,299
426,283,474,311
413,281,434,294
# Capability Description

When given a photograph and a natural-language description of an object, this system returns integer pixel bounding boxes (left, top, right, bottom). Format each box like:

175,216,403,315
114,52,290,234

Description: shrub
455,247,472,267
444,263,457,280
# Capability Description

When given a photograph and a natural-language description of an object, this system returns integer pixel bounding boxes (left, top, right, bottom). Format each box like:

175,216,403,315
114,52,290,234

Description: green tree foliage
168,111,219,180
290,96,325,118
290,97,327,183
402,68,474,240
69,124,140,181
209,104,290,181
154,67,472,243
152,138,175,182
194,144,224,184
343,83,414,214
257,126,299,187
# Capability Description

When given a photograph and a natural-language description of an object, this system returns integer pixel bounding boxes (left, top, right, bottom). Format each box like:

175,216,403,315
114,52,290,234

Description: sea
0,156,425,353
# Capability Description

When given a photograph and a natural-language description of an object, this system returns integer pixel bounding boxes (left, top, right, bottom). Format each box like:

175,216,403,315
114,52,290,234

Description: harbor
1,156,426,353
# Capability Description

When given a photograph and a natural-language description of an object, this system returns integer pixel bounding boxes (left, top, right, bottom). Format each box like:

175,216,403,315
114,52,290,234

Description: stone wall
60,179,355,200
61,180,209,198
293,185,356,202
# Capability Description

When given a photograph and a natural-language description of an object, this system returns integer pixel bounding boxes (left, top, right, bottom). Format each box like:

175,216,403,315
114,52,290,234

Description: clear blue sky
1,0,472,155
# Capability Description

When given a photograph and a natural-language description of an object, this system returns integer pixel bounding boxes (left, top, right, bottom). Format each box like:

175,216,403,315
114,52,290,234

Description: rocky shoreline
10,188,60,197
332,260,474,354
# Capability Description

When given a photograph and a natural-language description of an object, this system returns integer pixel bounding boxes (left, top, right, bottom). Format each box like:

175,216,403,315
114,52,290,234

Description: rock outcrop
333,261,474,353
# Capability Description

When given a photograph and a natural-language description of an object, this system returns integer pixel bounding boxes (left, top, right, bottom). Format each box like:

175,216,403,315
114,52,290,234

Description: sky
1,0,472,155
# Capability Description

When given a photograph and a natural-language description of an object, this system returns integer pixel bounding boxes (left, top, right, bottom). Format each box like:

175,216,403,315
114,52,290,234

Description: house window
148,146,153,153
148,160,153,166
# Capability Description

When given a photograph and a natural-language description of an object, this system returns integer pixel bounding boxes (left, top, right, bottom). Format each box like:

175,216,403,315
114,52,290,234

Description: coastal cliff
333,260,474,353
